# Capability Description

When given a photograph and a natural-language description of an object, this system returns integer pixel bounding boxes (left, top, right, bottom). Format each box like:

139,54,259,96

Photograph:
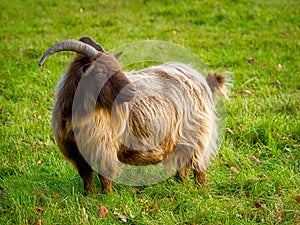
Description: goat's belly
117,142,175,166
117,148,170,166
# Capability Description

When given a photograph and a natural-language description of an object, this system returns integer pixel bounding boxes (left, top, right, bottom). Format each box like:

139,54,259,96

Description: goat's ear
79,36,105,52
114,52,123,60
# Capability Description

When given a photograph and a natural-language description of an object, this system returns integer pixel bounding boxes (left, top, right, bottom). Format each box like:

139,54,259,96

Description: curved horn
39,39,100,66
79,36,105,52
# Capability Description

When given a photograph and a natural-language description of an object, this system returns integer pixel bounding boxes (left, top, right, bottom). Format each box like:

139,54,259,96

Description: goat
39,37,230,194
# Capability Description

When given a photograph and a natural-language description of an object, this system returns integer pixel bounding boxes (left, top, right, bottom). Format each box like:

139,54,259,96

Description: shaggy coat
41,38,229,193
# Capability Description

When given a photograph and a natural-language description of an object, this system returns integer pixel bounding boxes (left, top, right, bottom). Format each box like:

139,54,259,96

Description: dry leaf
247,57,255,63
230,166,239,173
140,198,148,204
295,194,300,202
277,64,283,70
34,206,43,212
238,123,247,131
173,28,182,35
83,207,88,221
54,193,60,199
277,214,284,222
254,200,267,209
33,113,42,120
114,212,127,222
142,208,154,216
133,189,144,194
35,219,42,225
238,90,252,95
0,187,6,196
248,155,261,164
152,198,158,210
98,206,109,219
272,80,281,87
167,197,174,203
226,128,234,135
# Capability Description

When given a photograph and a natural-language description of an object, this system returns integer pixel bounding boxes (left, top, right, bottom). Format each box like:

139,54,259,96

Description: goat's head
40,38,136,115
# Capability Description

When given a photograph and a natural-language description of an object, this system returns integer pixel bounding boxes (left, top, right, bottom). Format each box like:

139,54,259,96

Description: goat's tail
206,72,233,99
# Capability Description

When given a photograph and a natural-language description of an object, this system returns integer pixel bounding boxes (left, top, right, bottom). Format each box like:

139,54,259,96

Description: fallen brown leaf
98,206,109,219
133,189,144,194
295,194,300,202
173,28,183,35
54,193,60,199
238,90,252,95
247,57,255,63
140,197,148,204
272,80,281,87
114,212,127,222
33,113,42,120
36,160,42,166
34,206,43,213
237,123,247,131
226,127,234,135
167,197,174,203
83,207,88,221
277,214,284,223
254,200,267,209
230,166,239,173
35,219,42,225
0,187,6,196
248,155,261,164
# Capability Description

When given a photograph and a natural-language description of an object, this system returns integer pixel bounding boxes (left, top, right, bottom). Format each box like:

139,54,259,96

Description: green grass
1,0,299,224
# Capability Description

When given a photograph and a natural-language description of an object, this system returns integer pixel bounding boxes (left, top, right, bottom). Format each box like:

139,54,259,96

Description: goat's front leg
74,157,94,195
175,164,191,182
61,140,94,194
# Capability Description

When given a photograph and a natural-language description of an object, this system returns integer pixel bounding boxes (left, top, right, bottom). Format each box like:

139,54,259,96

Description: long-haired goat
39,37,230,194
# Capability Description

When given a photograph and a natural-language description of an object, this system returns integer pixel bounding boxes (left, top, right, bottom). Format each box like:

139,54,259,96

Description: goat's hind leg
97,158,118,194
193,168,207,186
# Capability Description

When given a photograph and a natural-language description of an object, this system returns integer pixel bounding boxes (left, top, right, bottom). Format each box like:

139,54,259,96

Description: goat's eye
78,66,84,76
79,64,91,76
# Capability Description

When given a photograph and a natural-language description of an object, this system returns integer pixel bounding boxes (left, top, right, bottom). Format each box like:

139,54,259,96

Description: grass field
0,0,299,224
